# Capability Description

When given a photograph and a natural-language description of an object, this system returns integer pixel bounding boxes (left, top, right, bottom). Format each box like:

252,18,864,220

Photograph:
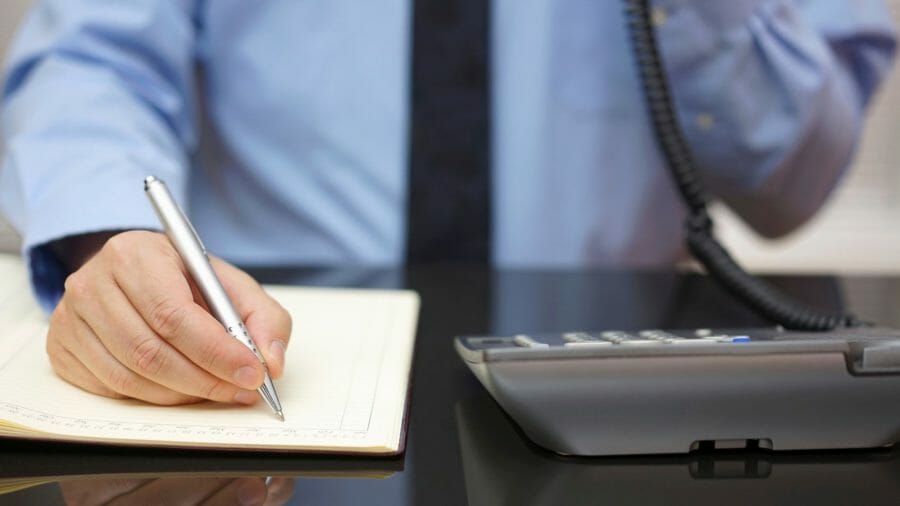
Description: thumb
209,257,293,379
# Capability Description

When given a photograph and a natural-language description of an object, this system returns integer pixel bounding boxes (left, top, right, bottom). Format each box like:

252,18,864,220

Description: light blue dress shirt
0,0,895,310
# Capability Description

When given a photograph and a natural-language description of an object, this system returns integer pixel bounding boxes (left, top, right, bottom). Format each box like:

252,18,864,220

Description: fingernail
233,390,258,405
269,340,286,367
234,366,260,389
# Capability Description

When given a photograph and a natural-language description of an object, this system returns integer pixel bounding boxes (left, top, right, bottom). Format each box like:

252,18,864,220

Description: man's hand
46,230,292,405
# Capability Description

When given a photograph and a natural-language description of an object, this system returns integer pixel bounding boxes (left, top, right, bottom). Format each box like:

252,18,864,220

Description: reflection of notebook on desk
0,254,419,455
0,436,405,498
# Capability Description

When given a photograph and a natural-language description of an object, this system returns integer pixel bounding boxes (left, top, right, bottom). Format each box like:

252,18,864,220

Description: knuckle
47,349,63,373
199,378,231,401
48,304,64,329
102,232,134,261
63,271,89,299
46,318,74,362
46,323,60,353
277,306,293,340
48,306,70,343
129,336,168,376
198,338,230,372
106,364,139,397
147,298,187,340
45,337,63,360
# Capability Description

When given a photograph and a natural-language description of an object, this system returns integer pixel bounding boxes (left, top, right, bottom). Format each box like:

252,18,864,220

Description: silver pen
143,176,284,421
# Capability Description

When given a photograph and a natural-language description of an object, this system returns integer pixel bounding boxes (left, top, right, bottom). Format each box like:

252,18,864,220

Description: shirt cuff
27,241,68,313
14,160,182,313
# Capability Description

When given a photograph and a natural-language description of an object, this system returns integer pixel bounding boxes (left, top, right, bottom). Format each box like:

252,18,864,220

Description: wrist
50,230,125,271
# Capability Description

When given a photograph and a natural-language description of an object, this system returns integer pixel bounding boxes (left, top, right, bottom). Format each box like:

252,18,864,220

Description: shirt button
651,6,669,27
696,112,715,130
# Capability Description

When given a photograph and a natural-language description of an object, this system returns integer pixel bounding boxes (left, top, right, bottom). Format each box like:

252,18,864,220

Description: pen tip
277,411,285,422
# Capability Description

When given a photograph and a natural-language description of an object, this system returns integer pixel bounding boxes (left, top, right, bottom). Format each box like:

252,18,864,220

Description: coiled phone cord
623,0,858,330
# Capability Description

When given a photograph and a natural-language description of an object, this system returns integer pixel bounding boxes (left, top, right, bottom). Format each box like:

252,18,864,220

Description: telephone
455,0,900,456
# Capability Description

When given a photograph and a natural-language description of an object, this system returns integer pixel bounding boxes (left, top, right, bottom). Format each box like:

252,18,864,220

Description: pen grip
144,177,266,364
176,233,268,363
190,259,266,364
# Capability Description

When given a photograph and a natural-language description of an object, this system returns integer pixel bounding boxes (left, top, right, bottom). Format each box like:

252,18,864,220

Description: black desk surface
2,266,899,505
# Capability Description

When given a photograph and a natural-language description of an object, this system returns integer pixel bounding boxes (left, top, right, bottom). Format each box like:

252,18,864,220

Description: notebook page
0,255,46,373
0,256,419,453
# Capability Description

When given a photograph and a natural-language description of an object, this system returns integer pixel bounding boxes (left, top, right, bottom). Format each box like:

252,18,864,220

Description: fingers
59,477,281,506
45,230,267,406
103,234,266,390
262,477,295,505
213,257,293,379
71,280,256,405
47,309,122,400
52,298,199,405
59,478,151,505
104,477,257,506
201,478,269,506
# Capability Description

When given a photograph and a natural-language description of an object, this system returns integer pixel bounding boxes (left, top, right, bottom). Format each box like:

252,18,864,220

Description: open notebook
0,254,419,454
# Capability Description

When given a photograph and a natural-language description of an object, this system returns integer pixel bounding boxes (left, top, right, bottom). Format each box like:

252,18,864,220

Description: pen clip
180,207,208,255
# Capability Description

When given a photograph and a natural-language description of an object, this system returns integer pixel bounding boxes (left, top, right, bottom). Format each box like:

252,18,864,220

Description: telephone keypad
501,329,755,350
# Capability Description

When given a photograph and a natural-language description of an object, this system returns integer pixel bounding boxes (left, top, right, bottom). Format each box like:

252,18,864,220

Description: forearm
653,0,896,236
0,0,199,310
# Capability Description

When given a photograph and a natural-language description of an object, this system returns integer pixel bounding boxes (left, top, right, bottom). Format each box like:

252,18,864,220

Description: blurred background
0,0,898,274
0,0,28,254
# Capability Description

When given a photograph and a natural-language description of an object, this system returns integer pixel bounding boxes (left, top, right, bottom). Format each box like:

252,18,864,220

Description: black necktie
407,0,491,263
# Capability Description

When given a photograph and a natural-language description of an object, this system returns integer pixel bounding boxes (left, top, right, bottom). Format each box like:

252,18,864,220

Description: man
0,1,895,405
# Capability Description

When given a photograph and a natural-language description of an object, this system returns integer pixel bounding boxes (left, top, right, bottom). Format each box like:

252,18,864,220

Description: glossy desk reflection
457,394,900,506
0,266,898,505
0,440,403,505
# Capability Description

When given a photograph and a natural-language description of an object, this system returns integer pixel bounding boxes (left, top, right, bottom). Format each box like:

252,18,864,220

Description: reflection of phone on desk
456,395,900,506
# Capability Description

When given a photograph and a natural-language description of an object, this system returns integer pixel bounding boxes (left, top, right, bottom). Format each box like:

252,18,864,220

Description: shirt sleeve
653,0,897,237
0,0,199,311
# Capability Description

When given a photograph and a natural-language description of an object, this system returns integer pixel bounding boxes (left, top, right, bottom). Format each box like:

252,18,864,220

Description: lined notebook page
0,255,419,454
